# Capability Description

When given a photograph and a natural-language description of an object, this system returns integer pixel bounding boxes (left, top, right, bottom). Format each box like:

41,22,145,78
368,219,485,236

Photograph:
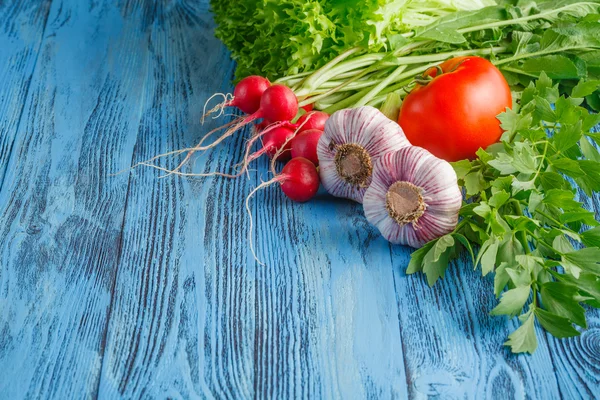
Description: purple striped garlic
363,146,462,248
317,106,410,203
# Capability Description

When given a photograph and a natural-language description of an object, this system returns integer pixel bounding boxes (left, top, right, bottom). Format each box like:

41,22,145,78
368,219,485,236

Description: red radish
291,129,323,166
232,76,271,114
246,157,320,264
279,157,320,202
257,85,299,122
237,126,295,173
296,111,329,132
301,103,314,112
255,111,327,138
163,84,298,176
202,75,270,122
236,111,327,173
262,126,295,160
254,119,271,133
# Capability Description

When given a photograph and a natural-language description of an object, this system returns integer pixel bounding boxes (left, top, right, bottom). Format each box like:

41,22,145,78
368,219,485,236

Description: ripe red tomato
398,56,512,162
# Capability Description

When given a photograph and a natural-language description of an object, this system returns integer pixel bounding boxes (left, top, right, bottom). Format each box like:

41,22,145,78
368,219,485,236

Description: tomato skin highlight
398,56,512,162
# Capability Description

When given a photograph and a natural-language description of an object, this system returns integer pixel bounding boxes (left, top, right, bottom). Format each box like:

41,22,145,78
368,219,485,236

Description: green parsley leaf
542,189,581,210
579,137,600,162
433,234,455,262
422,235,456,286
504,312,538,354
489,190,511,208
464,170,485,196
494,262,511,298
553,121,583,152
528,191,543,214
540,282,587,328
497,108,533,139
533,96,557,123
512,142,538,174
540,171,570,191
490,286,531,317
554,271,600,303
451,159,473,180
453,233,475,265
550,158,585,178
562,248,600,276
560,210,600,227
572,79,600,98
407,240,435,274
488,153,518,174
506,266,533,288
480,237,500,276
534,308,580,338
581,226,600,248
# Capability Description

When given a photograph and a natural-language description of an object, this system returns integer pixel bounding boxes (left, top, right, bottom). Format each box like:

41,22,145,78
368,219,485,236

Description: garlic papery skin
317,106,410,203
363,146,462,248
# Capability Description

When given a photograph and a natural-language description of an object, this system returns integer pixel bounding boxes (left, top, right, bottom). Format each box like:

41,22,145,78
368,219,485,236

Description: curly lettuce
210,0,496,81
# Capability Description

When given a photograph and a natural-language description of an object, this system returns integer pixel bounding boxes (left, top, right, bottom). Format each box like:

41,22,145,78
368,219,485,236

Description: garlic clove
363,146,463,248
317,106,410,203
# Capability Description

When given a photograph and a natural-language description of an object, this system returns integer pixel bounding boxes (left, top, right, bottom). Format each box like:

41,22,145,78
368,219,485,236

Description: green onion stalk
275,1,600,114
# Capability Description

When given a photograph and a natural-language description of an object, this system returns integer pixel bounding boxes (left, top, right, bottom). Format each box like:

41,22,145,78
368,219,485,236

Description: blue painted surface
0,0,598,399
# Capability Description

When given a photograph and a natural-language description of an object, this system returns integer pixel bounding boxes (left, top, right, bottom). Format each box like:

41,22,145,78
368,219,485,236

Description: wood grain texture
97,1,236,397
0,0,52,189
0,0,599,399
0,0,151,397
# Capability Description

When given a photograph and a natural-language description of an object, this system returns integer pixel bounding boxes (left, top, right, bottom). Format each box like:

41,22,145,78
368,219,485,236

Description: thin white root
160,117,243,178
139,162,245,179
110,118,241,177
232,132,268,178
201,92,233,124
269,115,312,176
109,148,189,176
245,176,284,266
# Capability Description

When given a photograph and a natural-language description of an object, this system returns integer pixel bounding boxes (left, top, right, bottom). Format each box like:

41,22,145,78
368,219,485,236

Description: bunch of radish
138,75,327,202
202,75,327,203
137,75,462,265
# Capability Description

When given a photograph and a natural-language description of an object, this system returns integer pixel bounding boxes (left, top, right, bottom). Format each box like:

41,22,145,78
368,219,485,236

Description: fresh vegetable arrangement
131,0,600,354
277,0,600,114
408,73,600,353
210,0,496,80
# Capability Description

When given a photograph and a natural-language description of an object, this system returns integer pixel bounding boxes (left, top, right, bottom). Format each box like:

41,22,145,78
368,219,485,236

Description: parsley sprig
409,72,600,354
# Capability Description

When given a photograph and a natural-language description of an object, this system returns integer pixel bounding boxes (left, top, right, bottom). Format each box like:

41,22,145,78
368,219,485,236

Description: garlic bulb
363,146,462,248
317,106,410,203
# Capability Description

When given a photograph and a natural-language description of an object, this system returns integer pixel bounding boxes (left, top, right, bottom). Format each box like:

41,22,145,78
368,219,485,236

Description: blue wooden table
0,1,599,398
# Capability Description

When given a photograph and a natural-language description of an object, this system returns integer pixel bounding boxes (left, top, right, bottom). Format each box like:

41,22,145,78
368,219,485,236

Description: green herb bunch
209,0,495,81
279,0,600,113
409,73,600,354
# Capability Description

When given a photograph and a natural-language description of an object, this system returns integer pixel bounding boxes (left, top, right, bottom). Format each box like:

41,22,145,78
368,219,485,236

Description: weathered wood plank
98,1,409,398
391,249,562,399
2,0,599,398
96,1,244,397
0,0,52,189
251,189,409,399
0,0,153,397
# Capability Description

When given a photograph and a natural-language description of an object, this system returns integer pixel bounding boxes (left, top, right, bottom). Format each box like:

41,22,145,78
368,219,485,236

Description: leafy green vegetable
281,1,600,113
210,0,495,81
504,311,538,354
408,73,600,354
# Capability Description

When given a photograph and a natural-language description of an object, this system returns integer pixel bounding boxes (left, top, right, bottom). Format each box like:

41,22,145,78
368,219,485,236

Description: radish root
201,92,234,124
245,175,286,265
160,116,246,177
